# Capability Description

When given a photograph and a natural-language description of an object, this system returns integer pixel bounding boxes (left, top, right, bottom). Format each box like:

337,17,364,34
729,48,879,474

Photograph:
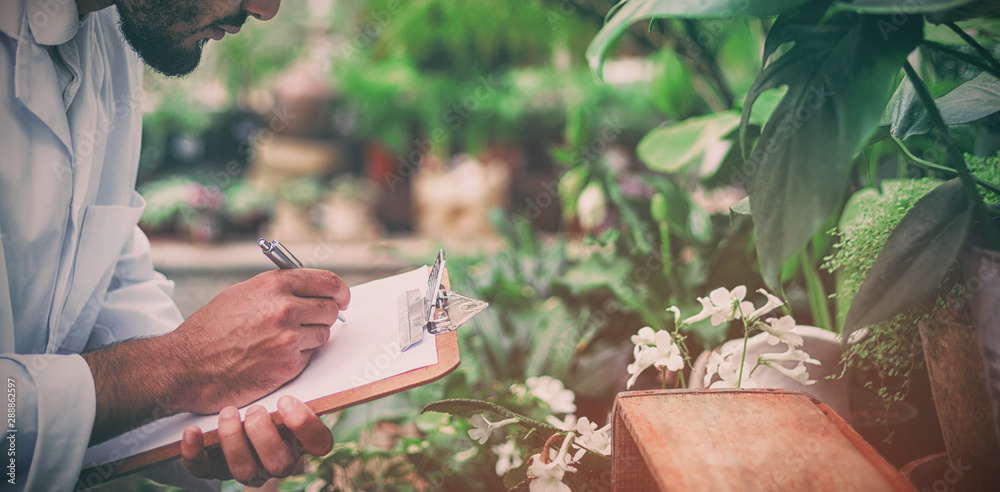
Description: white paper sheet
83,266,437,468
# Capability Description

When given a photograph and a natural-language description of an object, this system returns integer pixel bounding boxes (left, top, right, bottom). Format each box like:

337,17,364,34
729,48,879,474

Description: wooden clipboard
79,268,461,483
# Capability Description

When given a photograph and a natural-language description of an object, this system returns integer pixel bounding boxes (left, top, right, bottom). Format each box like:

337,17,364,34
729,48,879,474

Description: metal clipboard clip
398,250,489,351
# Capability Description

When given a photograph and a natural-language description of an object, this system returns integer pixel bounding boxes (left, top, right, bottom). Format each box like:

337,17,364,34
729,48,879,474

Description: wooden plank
612,389,915,492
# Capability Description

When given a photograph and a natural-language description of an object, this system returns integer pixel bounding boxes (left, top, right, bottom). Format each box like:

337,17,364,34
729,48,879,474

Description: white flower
759,346,821,366
577,182,608,231
527,376,577,414
683,286,755,326
630,326,657,346
573,417,612,456
666,306,682,325
527,433,579,492
492,439,523,477
545,414,578,431
651,330,685,372
764,361,816,385
527,454,574,492
747,289,785,322
510,383,528,399
704,347,758,389
626,329,684,389
760,345,821,385
759,316,804,347
467,414,518,444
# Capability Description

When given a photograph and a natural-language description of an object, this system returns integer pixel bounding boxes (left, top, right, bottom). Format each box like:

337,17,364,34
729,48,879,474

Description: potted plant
589,0,1000,487
138,176,224,242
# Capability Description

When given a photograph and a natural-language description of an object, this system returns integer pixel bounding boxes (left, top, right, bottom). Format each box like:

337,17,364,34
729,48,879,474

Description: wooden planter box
612,389,914,491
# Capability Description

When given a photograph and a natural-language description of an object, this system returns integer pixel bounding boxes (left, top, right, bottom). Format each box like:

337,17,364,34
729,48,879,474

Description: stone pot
917,269,1000,490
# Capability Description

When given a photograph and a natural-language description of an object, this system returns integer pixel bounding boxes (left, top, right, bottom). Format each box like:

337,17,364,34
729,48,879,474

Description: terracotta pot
917,297,1000,490
960,247,1000,448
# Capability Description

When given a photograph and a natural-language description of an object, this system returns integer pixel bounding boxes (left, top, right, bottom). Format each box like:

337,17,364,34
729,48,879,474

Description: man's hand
181,396,333,486
83,268,349,444
169,269,351,414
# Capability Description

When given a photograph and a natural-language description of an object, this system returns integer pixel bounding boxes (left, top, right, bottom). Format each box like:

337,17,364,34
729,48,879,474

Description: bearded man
0,1,349,490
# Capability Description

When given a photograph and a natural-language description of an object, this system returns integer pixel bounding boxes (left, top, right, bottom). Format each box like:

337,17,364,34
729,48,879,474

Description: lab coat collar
1,0,87,158
0,0,82,46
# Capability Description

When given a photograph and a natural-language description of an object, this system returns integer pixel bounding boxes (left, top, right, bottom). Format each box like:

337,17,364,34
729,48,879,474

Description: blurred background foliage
134,0,1000,490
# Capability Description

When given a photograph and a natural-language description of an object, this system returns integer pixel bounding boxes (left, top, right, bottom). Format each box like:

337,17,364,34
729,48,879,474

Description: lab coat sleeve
1,354,97,492
87,226,185,348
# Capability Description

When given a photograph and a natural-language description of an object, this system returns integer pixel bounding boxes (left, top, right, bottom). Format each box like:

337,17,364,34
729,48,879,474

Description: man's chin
138,42,205,77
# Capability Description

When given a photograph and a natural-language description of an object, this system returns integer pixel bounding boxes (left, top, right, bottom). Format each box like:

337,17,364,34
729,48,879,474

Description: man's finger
218,406,269,486
277,396,333,456
292,296,342,327
297,325,332,352
281,269,351,309
244,405,298,478
180,425,213,478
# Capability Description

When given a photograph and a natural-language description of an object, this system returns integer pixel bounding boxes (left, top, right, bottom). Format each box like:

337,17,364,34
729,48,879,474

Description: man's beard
114,0,208,77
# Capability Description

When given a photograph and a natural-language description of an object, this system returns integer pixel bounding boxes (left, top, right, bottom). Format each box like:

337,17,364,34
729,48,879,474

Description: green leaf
421,399,557,431
557,253,635,297
586,0,811,78
730,196,752,215
842,179,974,337
746,87,788,126
761,0,834,65
889,71,1000,140
833,0,977,14
637,111,740,174
652,49,699,119
740,15,922,287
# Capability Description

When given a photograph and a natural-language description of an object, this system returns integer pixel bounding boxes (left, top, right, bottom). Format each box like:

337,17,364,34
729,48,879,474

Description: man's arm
0,355,98,491
81,266,348,444
80,227,347,485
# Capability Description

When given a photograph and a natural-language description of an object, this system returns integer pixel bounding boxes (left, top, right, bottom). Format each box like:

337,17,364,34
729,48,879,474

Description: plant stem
902,60,1000,250
736,303,749,388
889,134,1000,197
945,22,1000,77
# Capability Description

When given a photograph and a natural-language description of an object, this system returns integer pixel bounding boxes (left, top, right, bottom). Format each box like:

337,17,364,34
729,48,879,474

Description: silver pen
258,238,347,323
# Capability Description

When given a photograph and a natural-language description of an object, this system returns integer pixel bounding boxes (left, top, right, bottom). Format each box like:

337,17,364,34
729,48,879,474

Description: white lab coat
0,1,197,490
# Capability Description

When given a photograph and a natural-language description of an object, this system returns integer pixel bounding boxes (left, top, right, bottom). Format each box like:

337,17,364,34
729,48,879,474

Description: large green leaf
637,111,740,174
842,179,974,338
586,0,811,78
761,0,835,65
834,0,977,14
888,71,1000,140
740,15,922,287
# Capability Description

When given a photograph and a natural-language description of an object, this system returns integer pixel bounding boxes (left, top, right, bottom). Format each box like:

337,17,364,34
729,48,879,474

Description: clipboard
79,256,483,484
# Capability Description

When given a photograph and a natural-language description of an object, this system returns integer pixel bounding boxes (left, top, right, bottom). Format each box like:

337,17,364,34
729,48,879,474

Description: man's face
115,0,280,77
